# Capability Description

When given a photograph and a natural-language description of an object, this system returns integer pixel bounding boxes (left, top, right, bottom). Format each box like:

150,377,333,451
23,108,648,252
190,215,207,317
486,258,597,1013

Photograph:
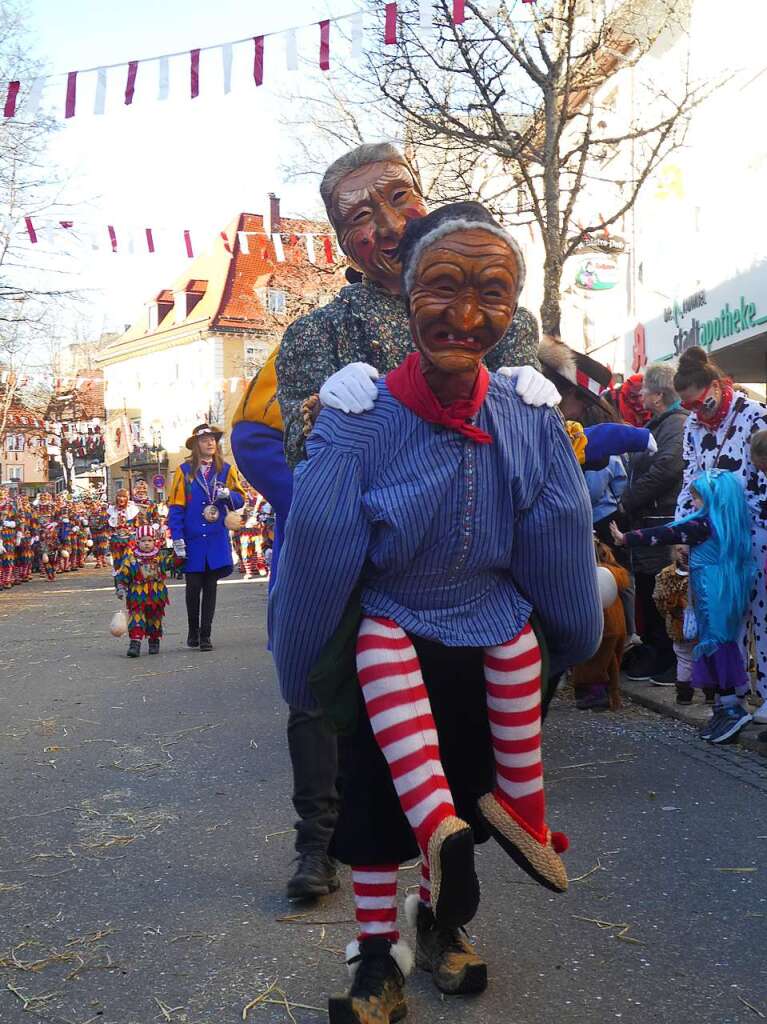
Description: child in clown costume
115,525,178,657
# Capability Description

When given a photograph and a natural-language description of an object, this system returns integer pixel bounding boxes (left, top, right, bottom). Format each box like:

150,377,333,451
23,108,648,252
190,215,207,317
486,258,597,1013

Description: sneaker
286,851,340,900
699,707,723,741
408,896,487,995
752,702,767,725
708,704,752,744
624,633,642,653
651,664,677,687
329,936,411,1024
575,684,609,710
675,684,694,705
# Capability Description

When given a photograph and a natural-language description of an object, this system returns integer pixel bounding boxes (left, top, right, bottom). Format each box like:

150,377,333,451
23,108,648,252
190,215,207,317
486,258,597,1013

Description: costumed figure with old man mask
271,203,602,1023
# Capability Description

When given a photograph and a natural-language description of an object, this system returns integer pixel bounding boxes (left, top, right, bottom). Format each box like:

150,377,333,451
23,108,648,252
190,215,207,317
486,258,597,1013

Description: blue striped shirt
270,374,602,709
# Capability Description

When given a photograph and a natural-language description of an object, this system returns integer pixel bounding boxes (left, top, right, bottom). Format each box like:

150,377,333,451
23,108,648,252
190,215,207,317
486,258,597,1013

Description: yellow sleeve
232,345,284,432
565,420,587,465
226,464,247,501
167,467,187,507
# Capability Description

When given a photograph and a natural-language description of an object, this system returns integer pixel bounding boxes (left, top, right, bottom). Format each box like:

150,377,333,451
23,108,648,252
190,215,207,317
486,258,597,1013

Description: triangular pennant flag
272,233,285,262
4,80,20,118
190,49,201,99
108,225,118,252
384,3,397,44
453,0,465,24
319,20,330,71
183,230,194,257
94,67,107,115
305,234,316,264
65,71,77,118
254,36,264,86
221,43,233,94
323,237,334,264
125,61,138,105
158,55,170,100
285,29,298,71
25,217,37,243
351,12,364,57
20,77,44,117
145,228,155,253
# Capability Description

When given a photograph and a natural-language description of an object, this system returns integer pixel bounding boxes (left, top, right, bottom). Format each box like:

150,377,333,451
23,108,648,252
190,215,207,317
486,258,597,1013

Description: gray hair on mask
319,142,423,229
401,218,526,301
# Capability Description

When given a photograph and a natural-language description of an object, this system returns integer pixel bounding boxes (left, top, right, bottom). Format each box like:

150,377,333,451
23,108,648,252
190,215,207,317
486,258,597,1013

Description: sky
22,0,363,338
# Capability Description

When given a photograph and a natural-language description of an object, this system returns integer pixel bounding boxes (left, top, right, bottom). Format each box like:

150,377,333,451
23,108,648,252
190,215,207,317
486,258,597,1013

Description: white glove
646,433,658,454
173,539,187,557
0,542,5,556
497,365,561,407
319,362,380,414
216,487,230,499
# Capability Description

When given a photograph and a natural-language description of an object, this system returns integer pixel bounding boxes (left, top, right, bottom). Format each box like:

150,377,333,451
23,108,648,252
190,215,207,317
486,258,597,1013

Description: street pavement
0,568,765,1024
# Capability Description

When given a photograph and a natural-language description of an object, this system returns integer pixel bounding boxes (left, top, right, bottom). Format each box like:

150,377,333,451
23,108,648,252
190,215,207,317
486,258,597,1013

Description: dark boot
676,683,694,705
408,896,487,995
575,684,609,711
148,639,160,655
286,850,340,899
127,640,141,658
328,936,411,1024
186,629,200,648
199,636,213,652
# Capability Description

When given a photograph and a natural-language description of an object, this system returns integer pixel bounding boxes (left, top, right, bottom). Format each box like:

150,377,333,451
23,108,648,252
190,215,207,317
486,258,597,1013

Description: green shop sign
669,293,767,356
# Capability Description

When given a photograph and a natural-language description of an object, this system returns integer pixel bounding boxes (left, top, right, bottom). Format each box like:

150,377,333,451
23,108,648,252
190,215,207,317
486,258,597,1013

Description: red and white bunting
1,4,477,122
12,215,350,267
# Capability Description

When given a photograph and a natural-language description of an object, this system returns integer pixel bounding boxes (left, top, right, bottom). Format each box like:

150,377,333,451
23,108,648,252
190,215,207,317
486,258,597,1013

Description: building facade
98,203,345,499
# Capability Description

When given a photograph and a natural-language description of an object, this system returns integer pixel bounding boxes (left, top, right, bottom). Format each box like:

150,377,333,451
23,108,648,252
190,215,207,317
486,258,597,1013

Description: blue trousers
231,421,293,591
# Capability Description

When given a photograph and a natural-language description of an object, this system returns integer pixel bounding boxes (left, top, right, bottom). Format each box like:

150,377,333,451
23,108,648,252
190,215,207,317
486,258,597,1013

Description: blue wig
674,470,755,627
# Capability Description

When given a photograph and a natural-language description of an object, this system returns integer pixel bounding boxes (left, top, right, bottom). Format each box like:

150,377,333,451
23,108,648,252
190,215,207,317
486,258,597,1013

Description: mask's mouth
429,329,485,351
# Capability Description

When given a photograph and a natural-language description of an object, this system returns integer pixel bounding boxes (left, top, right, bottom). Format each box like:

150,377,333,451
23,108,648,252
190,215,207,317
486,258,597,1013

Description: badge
202,504,220,523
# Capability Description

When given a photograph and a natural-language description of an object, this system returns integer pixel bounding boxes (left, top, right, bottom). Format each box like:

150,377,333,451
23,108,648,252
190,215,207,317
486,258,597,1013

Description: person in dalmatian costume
673,346,767,723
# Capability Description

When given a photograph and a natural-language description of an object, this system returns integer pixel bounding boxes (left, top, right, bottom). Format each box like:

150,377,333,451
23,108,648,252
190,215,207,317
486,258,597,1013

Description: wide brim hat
539,337,612,406
185,423,223,450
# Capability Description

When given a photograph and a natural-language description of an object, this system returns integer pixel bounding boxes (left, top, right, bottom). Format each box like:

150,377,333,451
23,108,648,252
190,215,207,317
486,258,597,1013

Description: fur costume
572,555,629,710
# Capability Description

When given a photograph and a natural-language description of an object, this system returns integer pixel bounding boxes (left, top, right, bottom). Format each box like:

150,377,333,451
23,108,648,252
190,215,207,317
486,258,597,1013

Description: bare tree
0,1,82,445
281,0,712,335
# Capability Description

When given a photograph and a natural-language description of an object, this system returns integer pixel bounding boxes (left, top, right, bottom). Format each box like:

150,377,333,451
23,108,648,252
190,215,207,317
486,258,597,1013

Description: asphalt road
0,568,765,1024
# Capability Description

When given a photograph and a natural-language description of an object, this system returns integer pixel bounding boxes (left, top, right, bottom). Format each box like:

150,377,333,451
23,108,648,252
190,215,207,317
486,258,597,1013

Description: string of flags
10,217,341,264
1,2,535,122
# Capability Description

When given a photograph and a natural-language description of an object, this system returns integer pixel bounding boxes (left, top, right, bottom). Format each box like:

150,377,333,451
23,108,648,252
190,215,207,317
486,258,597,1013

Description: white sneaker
751,702,767,724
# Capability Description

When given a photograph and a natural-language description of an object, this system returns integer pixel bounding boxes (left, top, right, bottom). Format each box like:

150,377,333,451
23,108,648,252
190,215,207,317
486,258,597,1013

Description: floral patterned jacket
275,281,540,468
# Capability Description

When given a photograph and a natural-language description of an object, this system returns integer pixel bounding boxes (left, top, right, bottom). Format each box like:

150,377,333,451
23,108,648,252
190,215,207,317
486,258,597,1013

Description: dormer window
174,281,207,322
147,290,174,332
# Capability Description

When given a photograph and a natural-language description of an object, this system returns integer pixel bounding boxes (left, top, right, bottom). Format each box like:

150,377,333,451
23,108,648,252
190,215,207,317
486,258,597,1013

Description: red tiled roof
212,212,344,331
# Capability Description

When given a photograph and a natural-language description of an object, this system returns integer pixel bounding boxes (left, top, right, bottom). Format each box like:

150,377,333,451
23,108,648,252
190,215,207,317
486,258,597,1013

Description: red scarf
697,379,734,430
386,352,492,444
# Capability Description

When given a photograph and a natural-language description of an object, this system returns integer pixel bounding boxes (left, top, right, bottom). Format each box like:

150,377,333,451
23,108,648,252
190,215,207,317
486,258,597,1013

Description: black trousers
635,570,674,667
185,567,225,639
287,706,340,855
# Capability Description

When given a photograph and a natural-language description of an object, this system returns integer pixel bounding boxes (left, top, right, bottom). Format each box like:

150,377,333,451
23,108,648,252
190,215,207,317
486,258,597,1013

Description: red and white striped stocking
484,623,552,845
352,865,399,942
356,616,455,858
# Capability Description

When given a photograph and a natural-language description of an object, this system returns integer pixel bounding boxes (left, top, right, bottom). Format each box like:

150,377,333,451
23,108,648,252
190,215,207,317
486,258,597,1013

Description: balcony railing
121,445,169,470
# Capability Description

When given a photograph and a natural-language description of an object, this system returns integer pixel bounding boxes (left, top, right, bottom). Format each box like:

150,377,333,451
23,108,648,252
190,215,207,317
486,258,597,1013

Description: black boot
186,629,200,648
286,850,340,899
408,895,487,995
329,936,411,1024
148,639,160,655
199,636,213,652
126,640,141,658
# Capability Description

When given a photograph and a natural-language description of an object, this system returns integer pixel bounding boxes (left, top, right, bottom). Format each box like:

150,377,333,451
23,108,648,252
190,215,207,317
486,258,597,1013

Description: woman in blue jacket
168,424,246,650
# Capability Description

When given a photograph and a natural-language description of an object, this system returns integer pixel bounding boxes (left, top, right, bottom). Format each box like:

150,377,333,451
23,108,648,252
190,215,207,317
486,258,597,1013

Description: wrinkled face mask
332,160,427,293
409,227,519,375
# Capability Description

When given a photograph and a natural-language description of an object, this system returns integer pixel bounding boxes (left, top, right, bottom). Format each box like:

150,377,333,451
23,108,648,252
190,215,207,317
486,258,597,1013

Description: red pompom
551,831,569,854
